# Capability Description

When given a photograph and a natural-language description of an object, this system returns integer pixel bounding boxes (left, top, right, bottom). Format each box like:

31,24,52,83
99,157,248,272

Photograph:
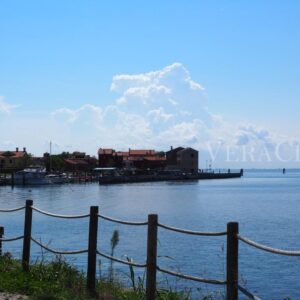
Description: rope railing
238,235,300,256
31,237,88,255
158,222,227,236
156,266,226,285
0,236,24,242
2,201,300,299
238,285,262,300
96,250,147,268
32,206,90,219
98,214,148,226
0,206,25,213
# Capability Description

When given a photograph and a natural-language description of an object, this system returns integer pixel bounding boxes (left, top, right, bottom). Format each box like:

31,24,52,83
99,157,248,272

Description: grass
0,254,192,300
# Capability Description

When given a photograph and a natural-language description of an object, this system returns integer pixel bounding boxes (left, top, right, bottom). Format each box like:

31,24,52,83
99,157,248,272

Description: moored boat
14,167,51,185
14,167,71,185
45,173,71,184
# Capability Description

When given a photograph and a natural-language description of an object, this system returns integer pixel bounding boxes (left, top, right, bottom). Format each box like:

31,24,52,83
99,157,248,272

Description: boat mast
49,141,52,172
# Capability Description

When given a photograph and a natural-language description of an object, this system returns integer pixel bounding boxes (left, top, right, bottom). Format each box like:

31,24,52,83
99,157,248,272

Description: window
9,159,13,164
190,153,194,158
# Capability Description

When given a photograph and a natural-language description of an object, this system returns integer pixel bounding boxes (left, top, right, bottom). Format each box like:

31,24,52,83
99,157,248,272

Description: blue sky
1,1,300,167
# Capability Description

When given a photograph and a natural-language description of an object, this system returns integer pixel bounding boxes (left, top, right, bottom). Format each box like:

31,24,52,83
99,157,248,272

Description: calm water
0,169,299,299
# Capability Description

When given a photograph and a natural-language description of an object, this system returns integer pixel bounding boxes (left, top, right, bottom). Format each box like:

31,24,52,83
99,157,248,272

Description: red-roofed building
128,149,156,157
64,152,97,172
0,147,29,172
98,148,122,168
98,147,166,170
115,151,129,157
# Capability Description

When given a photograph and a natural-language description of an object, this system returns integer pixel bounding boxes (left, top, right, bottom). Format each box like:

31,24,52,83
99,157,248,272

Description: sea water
0,169,299,299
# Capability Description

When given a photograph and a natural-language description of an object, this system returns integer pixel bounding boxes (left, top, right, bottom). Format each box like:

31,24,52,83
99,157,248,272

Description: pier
98,170,243,184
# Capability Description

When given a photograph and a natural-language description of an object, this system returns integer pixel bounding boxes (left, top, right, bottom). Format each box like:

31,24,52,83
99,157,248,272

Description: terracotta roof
144,156,166,161
64,159,89,165
129,150,155,156
125,156,143,161
0,151,27,158
114,151,129,157
98,148,114,155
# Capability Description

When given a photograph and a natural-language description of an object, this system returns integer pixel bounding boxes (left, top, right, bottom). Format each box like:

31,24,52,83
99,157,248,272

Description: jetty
98,169,243,184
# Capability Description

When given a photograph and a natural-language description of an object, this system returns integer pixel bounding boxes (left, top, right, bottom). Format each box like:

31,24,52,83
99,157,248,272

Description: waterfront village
0,146,242,185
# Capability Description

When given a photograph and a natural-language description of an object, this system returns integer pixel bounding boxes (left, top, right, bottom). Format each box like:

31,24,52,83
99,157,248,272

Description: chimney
16,147,19,152
23,147,26,153
170,146,173,150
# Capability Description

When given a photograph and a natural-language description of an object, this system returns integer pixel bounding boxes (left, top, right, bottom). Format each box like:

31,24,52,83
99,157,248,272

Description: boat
14,167,70,185
14,167,52,185
45,173,71,184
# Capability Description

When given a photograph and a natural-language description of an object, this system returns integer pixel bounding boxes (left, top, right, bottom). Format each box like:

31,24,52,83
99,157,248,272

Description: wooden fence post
22,200,33,271
146,214,158,300
226,222,239,300
0,226,4,256
87,206,99,293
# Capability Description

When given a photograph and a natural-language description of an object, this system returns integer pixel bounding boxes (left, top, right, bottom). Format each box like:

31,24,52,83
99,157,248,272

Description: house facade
176,147,198,173
166,146,184,169
0,147,29,173
166,146,199,173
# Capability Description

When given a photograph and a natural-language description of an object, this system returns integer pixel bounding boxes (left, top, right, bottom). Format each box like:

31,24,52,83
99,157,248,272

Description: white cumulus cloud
2,63,299,167
0,96,18,114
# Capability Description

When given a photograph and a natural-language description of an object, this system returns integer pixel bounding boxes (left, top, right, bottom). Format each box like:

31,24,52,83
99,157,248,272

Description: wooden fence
1,199,300,300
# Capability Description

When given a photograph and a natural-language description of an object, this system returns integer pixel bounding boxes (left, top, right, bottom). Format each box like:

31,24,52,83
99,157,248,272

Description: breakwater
99,170,243,184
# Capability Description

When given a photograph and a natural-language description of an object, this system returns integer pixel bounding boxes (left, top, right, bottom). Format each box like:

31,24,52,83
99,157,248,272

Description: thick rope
32,206,89,219
0,206,25,213
238,285,262,300
96,250,146,268
98,214,148,226
0,236,24,242
156,266,226,285
238,235,300,256
31,237,88,255
158,223,227,236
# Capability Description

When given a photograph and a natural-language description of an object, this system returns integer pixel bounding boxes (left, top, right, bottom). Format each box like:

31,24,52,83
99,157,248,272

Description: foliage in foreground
0,254,193,300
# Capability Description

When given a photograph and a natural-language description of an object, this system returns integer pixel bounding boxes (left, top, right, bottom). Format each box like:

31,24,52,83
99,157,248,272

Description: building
43,151,97,172
98,148,123,168
166,146,184,167
64,152,97,172
0,147,29,173
98,146,198,172
166,146,198,173
176,147,198,173
98,148,166,170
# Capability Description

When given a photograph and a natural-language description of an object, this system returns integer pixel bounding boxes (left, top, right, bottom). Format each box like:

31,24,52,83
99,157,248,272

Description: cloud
111,63,209,124
52,104,102,123
235,125,274,147
147,107,173,122
49,63,211,152
47,63,300,167
2,63,299,167
0,96,18,114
